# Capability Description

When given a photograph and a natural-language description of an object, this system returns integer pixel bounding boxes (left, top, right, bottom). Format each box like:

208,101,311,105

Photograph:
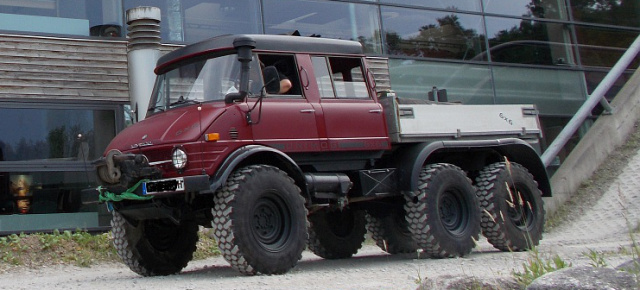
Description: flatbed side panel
380,95,542,142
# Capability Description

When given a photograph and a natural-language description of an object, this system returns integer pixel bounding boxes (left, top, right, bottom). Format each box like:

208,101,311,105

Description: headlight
172,147,188,169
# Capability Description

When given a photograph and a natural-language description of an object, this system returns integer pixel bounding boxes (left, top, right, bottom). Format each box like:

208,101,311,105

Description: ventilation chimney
126,7,161,122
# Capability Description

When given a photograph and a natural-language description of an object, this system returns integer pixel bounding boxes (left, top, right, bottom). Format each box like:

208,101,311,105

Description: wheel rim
439,189,468,236
252,191,291,252
506,183,536,231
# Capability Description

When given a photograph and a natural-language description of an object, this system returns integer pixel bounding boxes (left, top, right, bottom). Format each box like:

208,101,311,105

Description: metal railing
541,34,640,167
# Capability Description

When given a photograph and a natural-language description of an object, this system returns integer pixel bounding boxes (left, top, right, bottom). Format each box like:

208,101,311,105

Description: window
263,0,382,54
0,107,115,162
571,0,639,28
0,170,105,231
257,54,302,97
482,0,568,20
381,0,482,12
0,0,123,37
381,7,486,61
485,17,574,66
125,0,261,43
388,59,494,104
313,56,370,99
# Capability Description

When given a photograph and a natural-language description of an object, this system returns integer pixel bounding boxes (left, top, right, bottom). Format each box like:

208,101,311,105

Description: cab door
249,54,321,153
310,56,389,151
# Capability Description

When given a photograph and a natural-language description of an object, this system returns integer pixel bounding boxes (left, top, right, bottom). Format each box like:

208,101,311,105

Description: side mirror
263,66,281,94
224,92,245,104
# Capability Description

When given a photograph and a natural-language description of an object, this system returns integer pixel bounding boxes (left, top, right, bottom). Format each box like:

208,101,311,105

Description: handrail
541,34,640,167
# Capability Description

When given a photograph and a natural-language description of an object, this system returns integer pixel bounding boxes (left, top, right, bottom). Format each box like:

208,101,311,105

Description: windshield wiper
170,96,201,107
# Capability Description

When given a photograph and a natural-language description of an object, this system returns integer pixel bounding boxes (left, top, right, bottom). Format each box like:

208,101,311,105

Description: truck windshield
148,54,263,115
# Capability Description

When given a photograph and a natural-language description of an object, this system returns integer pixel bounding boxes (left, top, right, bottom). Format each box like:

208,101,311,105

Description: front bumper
82,174,211,204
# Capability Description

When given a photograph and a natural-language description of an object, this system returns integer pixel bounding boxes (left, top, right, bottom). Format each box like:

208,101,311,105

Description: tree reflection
386,14,485,60
571,0,639,27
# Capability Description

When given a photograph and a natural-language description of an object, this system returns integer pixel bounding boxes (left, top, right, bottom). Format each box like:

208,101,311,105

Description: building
0,0,638,233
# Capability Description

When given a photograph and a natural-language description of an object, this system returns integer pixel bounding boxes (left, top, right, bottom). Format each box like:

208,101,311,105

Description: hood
106,104,226,153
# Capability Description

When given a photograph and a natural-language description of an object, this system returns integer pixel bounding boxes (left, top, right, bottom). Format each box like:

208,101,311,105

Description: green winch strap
97,179,154,203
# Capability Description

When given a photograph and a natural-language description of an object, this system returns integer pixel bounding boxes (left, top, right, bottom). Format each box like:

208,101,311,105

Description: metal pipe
541,34,640,167
126,7,161,122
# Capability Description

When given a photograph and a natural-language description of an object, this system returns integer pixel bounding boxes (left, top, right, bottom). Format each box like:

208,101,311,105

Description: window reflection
482,0,567,20
388,59,494,104
493,66,585,115
382,7,486,60
574,25,639,69
263,0,382,54
125,0,261,43
0,108,115,162
0,0,123,37
485,17,574,65
571,0,639,28
381,0,482,12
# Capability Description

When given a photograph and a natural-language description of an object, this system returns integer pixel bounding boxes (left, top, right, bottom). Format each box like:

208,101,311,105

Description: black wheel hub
440,190,468,235
507,184,535,230
252,192,290,252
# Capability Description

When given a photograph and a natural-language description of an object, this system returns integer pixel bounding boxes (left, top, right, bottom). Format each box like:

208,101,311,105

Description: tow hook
98,149,122,184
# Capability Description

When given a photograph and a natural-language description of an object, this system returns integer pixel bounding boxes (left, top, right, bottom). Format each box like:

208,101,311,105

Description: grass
0,228,221,270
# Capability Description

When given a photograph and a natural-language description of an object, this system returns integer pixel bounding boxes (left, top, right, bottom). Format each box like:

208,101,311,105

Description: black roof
155,34,364,74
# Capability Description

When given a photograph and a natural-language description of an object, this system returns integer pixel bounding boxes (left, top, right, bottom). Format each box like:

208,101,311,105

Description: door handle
369,109,382,113
300,109,315,113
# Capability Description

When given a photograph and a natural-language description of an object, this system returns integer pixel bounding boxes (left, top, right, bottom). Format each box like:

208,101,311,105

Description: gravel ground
1,147,639,289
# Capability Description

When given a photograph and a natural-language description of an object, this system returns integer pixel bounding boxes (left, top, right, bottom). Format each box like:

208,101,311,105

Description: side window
325,57,371,99
311,56,336,99
257,54,302,98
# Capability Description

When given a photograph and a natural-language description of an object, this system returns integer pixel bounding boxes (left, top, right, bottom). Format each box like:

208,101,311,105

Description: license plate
143,178,185,195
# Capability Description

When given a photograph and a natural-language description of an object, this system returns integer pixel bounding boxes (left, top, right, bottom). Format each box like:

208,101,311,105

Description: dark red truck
93,34,551,276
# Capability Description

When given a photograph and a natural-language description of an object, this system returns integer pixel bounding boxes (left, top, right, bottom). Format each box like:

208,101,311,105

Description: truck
93,34,551,276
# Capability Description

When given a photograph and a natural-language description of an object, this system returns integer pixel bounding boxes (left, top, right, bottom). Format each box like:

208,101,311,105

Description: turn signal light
205,133,220,141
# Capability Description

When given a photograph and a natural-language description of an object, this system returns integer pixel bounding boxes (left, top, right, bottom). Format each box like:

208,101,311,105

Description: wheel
475,162,545,251
211,165,307,275
404,163,481,258
111,210,198,276
366,207,418,254
308,207,367,259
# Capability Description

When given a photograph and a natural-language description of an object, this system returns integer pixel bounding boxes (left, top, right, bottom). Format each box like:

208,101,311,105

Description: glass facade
0,0,638,232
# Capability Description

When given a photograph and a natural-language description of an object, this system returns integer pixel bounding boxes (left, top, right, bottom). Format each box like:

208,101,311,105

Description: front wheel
475,161,545,251
212,165,308,275
111,211,199,276
405,163,481,258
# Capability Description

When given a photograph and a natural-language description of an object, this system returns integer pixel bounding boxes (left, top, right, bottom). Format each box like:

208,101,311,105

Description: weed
584,249,608,268
512,247,571,287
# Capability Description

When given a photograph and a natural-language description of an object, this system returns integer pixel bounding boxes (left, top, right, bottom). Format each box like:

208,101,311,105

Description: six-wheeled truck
93,34,551,276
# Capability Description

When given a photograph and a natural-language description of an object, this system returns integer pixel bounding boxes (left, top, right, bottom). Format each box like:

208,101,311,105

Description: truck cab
94,34,550,277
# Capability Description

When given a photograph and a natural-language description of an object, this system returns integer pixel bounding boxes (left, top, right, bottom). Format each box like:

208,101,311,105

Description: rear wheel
308,207,367,259
212,165,308,275
111,211,198,276
366,207,418,254
475,162,545,251
405,163,481,258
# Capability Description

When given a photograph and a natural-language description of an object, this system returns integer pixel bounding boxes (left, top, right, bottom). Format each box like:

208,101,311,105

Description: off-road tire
475,162,545,251
212,165,308,275
404,163,481,258
366,207,418,254
111,210,198,276
308,207,367,259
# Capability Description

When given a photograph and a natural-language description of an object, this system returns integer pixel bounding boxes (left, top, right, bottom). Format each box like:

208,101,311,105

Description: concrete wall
546,68,640,214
